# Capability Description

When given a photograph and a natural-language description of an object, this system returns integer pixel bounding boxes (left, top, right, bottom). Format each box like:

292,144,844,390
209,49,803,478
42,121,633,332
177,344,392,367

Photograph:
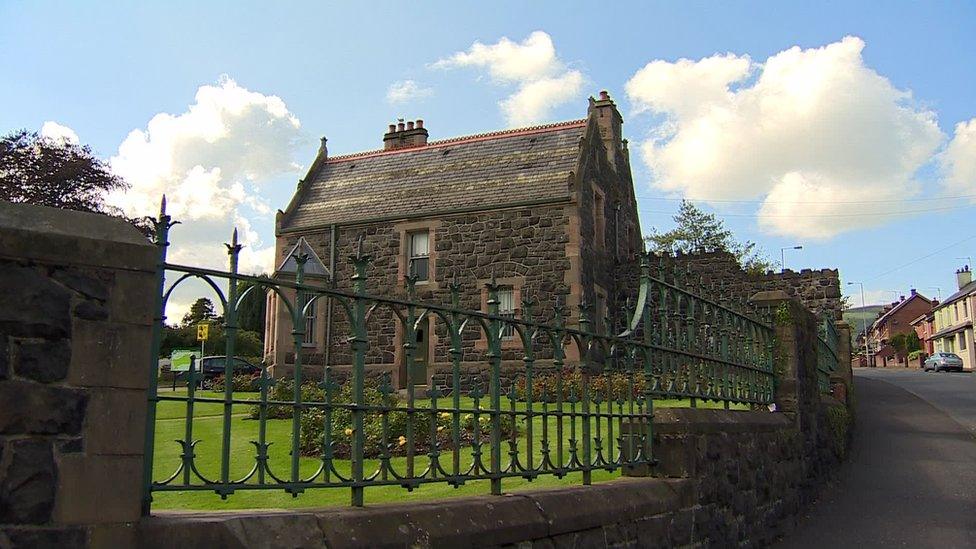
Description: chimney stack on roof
384,118,429,151
956,265,972,290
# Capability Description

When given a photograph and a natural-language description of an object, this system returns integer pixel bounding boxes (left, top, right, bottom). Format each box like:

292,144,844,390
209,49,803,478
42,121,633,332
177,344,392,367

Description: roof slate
281,120,586,230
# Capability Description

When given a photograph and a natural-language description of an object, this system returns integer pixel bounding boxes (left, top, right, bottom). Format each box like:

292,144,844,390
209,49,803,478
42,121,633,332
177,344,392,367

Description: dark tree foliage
645,200,773,274
0,129,153,237
236,280,267,334
181,298,220,327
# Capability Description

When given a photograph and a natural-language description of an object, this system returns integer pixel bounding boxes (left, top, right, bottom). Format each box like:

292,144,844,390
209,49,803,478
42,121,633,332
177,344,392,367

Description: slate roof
934,279,976,310
281,119,587,231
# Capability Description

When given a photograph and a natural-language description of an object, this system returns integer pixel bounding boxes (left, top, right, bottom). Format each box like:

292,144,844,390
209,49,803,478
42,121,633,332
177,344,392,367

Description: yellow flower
440,412,451,419
437,426,445,432
344,428,353,436
397,435,407,446
464,414,472,421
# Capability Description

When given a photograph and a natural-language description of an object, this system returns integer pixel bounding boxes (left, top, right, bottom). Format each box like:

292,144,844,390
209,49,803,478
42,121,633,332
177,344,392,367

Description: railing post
485,275,503,495
349,238,371,506
288,251,309,495
640,253,655,469
219,228,242,497
578,301,593,485
142,197,173,516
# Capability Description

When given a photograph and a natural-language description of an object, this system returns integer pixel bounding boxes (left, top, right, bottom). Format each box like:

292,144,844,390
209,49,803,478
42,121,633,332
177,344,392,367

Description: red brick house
869,290,933,367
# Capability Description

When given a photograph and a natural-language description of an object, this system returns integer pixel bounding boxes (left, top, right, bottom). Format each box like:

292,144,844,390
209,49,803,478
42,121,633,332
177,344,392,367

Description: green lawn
150,389,742,511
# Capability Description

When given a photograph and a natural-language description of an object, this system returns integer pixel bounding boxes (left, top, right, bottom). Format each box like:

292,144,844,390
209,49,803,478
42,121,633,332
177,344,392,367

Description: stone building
264,92,642,387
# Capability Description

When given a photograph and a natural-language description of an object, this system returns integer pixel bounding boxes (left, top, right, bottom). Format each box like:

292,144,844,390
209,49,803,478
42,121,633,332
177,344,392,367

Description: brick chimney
588,90,624,169
956,265,972,289
383,119,428,151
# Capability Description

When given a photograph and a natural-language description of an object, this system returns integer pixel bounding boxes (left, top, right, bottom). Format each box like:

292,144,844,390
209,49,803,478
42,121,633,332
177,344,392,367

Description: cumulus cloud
40,121,79,144
625,36,945,239
386,80,434,104
433,31,584,126
940,118,976,198
108,75,303,305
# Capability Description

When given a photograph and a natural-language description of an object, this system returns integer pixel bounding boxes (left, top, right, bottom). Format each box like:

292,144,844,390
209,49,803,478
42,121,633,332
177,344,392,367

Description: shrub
514,368,646,402
249,378,516,458
209,373,260,392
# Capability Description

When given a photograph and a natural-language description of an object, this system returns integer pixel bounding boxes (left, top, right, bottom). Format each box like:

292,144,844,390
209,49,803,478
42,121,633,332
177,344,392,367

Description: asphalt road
782,368,976,548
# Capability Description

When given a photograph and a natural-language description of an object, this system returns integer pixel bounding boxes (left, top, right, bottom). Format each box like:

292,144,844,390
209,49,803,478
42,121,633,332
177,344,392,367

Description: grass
150,388,745,511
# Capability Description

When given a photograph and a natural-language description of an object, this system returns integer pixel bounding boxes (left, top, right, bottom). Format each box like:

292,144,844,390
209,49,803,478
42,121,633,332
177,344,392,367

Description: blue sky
3,1,975,310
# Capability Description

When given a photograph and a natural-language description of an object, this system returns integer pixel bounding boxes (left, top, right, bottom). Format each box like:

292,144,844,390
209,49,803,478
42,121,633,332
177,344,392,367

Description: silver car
923,352,965,372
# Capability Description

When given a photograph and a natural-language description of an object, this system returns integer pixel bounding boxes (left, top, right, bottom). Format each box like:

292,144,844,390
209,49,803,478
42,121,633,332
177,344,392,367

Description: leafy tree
644,200,773,273
0,129,153,236
905,331,922,353
181,297,220,327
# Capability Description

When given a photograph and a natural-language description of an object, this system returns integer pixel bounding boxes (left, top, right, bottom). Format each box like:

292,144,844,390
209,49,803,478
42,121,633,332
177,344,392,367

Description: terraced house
264,92,643,387
930,266,976,371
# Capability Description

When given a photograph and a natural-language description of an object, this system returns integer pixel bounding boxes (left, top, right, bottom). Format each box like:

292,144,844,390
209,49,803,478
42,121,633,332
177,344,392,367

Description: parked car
922,352,965,372
175,356,262,383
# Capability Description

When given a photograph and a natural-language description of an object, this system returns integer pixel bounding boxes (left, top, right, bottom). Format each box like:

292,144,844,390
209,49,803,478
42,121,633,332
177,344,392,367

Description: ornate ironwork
141,200,776,512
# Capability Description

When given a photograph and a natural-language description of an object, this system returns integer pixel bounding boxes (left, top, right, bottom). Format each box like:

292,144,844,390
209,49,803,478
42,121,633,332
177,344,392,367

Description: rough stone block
0,439,56,524
11,337,71,383
0,334,7,379
67,319,152,389
53,454,143,524
0,380,87,435
107,270,155,326
52,267,111,301
84,388,147,455
0,262,72,338
0,526,87,547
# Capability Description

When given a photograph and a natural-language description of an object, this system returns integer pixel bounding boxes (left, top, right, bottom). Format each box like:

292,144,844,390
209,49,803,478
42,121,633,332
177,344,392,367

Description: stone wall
0,203,155,546
647,250,843,320
134,406,848,548
270,203,577,385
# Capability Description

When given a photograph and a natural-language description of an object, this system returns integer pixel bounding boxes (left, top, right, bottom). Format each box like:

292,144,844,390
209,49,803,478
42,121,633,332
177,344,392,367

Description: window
593,189,606,250
408,231,429,282
498,288,516,339
964,300,970,318
954,303,959,322
303,298,316,346
960,333,968,351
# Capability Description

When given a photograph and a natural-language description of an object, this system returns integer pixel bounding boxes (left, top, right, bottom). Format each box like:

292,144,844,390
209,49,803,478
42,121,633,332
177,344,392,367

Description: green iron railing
141,200,776,513
817,317,840,394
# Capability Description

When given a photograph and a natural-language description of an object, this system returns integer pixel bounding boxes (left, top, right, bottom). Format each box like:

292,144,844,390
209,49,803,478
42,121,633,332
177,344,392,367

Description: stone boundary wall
637,250,843,321
0,202,853,548
0,203,156,546
134,407,847,548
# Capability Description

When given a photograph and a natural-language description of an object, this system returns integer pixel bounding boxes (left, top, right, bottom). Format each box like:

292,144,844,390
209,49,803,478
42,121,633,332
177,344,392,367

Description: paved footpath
782,372,976,548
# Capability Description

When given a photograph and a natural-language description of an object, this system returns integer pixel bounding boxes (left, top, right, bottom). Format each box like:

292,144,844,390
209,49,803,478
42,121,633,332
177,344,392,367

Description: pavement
782,368,976,548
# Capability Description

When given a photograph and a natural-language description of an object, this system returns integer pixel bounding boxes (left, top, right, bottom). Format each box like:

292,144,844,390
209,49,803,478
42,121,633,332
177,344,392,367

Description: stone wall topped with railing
0,201,853,548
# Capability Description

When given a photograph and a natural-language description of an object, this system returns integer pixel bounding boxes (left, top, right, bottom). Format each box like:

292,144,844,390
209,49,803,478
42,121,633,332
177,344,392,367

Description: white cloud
40,121,79,144
386,80,433,104
107,76,304,319
433,31,584,126
940,118,976,198
625,36,945,239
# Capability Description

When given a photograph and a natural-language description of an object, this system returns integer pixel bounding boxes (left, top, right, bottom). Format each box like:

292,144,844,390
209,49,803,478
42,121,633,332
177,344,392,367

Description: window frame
302,297,317,347
407,230,430,282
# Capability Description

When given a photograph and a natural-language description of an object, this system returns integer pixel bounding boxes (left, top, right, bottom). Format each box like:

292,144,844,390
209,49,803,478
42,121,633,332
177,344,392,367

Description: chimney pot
388,124,396,133
397,121,405,131
416,119,424,129
599,90,610,100
407,121,415,130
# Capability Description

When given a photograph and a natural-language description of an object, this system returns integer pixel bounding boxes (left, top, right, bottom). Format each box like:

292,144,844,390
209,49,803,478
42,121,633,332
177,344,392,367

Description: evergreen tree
645,200,772,273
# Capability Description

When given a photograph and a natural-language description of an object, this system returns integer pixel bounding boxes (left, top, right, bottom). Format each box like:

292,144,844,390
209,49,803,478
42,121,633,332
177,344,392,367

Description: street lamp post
847,281,872,368
927,287,942,301
781,245,803,273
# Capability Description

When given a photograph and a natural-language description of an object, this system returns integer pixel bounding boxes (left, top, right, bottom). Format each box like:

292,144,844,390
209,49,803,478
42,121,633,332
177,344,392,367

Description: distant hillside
843,305,885,337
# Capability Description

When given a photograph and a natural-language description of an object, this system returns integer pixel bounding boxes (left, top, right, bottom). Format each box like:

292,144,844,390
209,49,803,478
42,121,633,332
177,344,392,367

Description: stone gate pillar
0,203,156,546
